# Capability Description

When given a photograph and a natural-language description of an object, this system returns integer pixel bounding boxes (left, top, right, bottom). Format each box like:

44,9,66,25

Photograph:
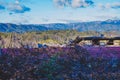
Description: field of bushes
0,46,120,80
0,30,119,48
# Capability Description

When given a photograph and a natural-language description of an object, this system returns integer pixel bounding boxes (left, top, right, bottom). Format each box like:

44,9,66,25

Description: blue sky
0,0,120,24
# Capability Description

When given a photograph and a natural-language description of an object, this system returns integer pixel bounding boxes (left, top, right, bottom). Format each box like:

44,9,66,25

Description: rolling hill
0,20,120,33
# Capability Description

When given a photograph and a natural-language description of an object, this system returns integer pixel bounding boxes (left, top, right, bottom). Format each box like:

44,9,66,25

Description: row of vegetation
0,30,118,48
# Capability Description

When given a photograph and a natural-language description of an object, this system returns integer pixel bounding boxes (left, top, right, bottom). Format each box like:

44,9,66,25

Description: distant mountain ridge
0,20,120,33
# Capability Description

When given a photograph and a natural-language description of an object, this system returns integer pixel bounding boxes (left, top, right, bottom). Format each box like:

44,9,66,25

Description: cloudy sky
0,0,120,24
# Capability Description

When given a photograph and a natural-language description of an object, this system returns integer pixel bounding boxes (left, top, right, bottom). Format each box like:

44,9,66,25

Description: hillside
0,23,48,33
0,20,120,33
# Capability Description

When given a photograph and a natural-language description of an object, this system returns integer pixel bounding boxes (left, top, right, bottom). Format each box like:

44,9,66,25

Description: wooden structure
71,36,120,46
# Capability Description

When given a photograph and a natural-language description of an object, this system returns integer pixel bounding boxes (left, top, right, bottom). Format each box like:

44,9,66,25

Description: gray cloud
95,15,120,20
98,2,120,9
53,0,94,8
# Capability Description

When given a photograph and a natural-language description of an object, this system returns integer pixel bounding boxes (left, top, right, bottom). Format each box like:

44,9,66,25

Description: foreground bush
0,46,120,80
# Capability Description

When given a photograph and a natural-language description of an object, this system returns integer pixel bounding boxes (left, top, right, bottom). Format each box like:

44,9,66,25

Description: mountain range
0,19,120,33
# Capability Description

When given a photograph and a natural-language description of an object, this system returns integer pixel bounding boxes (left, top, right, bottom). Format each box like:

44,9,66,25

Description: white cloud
15,0,20,4
0,0,31,14
0,1,6,10
7,3,30,13
71,0,92,8
98,2,120,9
7,0,30,13
53,0,94,8
111,2,120,8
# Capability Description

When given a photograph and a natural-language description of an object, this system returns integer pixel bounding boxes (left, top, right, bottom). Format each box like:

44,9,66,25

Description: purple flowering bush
0,46,120,80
